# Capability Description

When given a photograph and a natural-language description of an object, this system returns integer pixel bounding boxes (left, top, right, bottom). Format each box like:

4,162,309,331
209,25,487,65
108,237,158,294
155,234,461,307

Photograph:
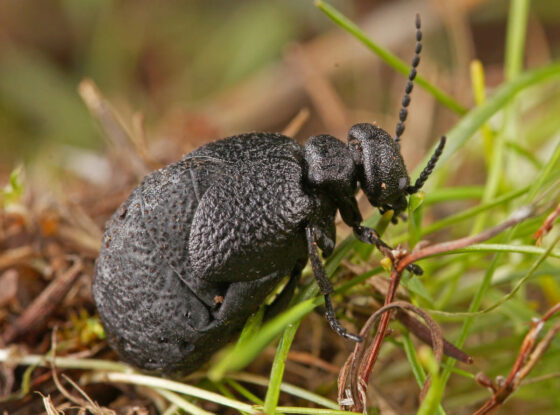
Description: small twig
0,246,34,270
49,329,91,409
473,302,560,415
78,79,149,179
350,278,472,364
288,44,348,134
282,107,311,138
286,350,340,374
399,206,534,271
522,371,560,385
533,202,560,245
514,321,560,386
0,269,18,309
36,392,65,415
2,259,83,344
131,112,162,170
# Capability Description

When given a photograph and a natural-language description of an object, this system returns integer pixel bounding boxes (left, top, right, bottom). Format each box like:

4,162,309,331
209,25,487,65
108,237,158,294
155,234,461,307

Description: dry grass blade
78,79,149,179
37,392,64,415
288,44,348,134
281,107,311,138
50,330,116,415
395,310,472,364
0,246,34,270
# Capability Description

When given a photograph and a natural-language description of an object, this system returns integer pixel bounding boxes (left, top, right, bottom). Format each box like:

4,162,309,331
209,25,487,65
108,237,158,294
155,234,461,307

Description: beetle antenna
407,136,446,194
395,13,422,147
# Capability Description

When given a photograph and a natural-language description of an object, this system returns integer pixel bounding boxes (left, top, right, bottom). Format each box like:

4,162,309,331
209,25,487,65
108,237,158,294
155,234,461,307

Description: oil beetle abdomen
93,14,446,375
94,133,317,374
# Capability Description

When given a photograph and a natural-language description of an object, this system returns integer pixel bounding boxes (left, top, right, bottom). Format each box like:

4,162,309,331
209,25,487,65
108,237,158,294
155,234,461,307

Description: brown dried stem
78,79,150,179
473,302,560,415
0,246,34,270
533,202,560,245
395,309,472,364
281,107,311,138
2,260,83,344
339,301,444,411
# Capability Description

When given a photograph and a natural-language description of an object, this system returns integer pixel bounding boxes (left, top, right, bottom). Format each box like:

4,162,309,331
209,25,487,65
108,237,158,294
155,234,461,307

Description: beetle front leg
353,226,423,275
338,198,423,275
305,226,362,343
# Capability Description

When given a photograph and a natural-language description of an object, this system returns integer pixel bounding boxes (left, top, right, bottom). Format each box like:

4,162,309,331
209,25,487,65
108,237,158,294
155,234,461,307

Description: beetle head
348,123,410,214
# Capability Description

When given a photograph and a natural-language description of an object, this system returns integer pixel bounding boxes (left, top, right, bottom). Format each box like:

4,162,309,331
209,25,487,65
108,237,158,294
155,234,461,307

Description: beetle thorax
303,134,358,201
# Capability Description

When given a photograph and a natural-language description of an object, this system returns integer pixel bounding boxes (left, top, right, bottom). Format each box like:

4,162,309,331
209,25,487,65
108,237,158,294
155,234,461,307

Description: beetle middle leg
305,226,362,342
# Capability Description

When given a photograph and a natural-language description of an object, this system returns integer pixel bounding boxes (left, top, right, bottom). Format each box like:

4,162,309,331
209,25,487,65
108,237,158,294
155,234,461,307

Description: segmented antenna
395,13,422,146
406,136,446,194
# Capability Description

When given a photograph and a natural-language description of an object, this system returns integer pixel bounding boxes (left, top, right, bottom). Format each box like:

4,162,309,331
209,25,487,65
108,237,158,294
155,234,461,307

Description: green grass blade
226,379,264,405
208,298,320,378
402,333,447,415
103,372,257,413
232,373,343,410
157,389,216,415
424,186,484,204
505,0,531,81
416,348,445,415
429,233,560,319
264,323,300,414
270,408,360,415
446,243,560,259
314,0,466,115
402,332,427,386
412,62,560,178
417,187,528,238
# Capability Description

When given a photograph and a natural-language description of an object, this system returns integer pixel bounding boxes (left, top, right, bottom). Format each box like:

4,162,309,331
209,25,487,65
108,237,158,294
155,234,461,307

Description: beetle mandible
93,14,446,375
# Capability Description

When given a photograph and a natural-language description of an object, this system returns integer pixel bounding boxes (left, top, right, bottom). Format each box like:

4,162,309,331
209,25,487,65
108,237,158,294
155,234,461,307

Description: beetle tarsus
324,295,362,343
353,225,423,275
408,263,423,275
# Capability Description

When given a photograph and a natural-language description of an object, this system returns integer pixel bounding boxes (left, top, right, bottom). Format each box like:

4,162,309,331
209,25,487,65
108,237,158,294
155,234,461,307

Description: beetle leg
305,226,362,343
337,198,423,275
353,226,423,275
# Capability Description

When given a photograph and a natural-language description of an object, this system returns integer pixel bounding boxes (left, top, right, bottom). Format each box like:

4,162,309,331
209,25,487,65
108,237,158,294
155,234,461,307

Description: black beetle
93,15,445,375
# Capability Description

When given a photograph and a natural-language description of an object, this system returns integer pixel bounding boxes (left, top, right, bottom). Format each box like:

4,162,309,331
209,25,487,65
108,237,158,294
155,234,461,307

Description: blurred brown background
1,0,559,185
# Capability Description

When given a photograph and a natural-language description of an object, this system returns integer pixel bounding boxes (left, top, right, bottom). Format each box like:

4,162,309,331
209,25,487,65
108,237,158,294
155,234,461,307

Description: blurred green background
1,0,559,181
0,0,338,170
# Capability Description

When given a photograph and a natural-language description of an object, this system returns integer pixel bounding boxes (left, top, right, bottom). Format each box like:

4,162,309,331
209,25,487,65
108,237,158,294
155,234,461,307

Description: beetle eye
398,177,408,190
